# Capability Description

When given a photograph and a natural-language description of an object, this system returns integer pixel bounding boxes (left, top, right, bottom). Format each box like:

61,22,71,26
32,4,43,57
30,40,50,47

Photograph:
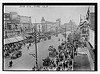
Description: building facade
19,16,32,33
4,12,32,39
89,13,95,31
41,17,61,33
33,17,61,34
79,21,90,41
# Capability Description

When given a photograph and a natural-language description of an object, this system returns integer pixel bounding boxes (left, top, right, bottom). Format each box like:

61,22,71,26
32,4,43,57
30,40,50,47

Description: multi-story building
79,21,90,41
4,13,12,39
45,21,56,32
32,23,42,33
10,12,21,36
78,12,95,41
56,18,61,31
4,12,32,44
4,12,19,39
41,17,61,33
19,15,32,33
62,20,77,33
89,13,95,31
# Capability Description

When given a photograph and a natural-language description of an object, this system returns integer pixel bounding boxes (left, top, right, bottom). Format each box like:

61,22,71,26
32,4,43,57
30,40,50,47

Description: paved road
4,33,66,70
4,32,94,71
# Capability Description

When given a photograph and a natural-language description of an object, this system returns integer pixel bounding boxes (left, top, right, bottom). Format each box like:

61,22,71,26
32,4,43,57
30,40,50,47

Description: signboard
20,16,31,23
10,12,20,23
4,13,10,20
10,12,18,20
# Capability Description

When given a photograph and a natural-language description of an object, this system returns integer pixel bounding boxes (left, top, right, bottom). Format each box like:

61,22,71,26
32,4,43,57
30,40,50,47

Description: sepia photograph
2,3,97,71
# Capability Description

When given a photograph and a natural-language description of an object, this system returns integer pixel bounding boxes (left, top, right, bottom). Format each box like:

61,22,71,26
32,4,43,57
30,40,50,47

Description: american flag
80,14,83,22
86,7,90,21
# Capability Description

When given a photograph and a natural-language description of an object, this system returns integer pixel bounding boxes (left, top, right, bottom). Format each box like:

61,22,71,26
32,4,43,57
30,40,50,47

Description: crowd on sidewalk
32,39,74,71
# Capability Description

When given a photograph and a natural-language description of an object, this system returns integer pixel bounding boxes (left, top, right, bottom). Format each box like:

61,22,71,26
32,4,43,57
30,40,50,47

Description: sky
4,5,94,25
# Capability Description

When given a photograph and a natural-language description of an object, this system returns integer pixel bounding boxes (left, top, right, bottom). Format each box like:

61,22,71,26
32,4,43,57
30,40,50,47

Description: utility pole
34,19,38,68
34,29,38,68
70,19,74,71
65,24,66,42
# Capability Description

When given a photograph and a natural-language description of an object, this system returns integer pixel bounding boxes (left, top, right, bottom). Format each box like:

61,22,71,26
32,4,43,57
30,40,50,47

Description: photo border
2,3,98,71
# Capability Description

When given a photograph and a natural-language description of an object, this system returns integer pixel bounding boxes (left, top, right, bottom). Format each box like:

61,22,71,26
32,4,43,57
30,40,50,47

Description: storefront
4,36,24,59
4,36,24,45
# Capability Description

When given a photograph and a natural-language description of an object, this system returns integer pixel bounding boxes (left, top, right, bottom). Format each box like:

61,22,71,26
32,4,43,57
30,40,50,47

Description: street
3,5,96,71
4,33,66,70
4,32,94,70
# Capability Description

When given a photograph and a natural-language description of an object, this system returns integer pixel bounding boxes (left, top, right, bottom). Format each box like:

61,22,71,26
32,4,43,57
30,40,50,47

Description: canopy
7,37,18,43
4,39,11,44
4,36,24,44
15,36,24,41
89,29,94,49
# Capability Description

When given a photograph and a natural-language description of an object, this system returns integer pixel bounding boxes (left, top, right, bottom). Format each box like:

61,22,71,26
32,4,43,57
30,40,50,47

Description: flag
20,27,23,32
80,14,83,23
86,7,90,21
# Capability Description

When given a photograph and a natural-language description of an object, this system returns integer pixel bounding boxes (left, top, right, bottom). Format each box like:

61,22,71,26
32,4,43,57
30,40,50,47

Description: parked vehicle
44,38,47,41
11,51,22,59
48,46,54,51
55,34,58,37
48,36,51,40
4,52,10,58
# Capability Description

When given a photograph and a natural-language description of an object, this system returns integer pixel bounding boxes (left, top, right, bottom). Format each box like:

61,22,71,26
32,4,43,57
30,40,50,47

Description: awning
4,36,24,44
15,36,24,41
89,29,94,49
4,39,11,44
8,37,18,43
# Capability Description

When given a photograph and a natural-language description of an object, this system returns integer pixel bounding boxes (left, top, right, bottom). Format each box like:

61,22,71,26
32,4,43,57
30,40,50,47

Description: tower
41,17,46,33
56,18,61,32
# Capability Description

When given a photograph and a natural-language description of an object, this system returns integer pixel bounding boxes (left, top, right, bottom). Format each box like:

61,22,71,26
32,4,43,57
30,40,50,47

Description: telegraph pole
65,24,66,42
70,19,74,71
34,30,38,68
34,19,38,68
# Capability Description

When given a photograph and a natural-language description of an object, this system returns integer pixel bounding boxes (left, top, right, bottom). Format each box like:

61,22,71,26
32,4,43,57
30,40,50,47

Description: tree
66,32,85,55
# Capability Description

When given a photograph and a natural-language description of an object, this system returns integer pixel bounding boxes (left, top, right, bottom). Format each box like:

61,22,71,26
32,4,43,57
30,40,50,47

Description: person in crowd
59,52,64,62
29,43,31,46
58,45,63,52
56,66,61,71
58,38,60,41
68,58,72,67
27,46,29,50
9,60,13,67
64,50,69,60
63,60,68,70
32,66,37,71
56,56,59,66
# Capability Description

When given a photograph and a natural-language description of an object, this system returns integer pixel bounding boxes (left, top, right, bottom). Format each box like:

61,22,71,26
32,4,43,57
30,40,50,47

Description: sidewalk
76,47,94,70
73,53,91,71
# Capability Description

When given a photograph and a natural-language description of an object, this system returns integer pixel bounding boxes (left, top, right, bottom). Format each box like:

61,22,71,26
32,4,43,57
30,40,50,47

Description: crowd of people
4,41,23,58
4,32,81,70
32,40,74,71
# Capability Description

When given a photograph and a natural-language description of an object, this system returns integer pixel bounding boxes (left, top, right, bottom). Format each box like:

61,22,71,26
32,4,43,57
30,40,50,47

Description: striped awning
4,39,11,44
4,36,24,44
